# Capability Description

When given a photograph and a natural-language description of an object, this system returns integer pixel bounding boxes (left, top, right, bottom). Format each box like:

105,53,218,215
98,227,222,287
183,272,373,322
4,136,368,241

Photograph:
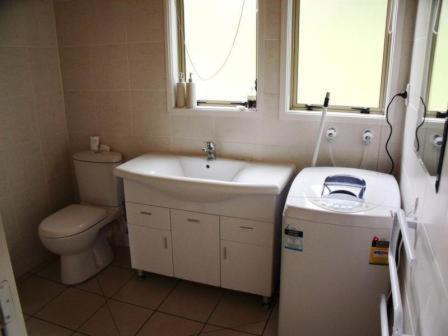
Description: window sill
280,109,386,125
169,106,260,118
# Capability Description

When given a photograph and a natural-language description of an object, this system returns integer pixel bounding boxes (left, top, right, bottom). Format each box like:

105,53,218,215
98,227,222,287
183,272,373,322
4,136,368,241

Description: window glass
181,0,257,102
428,0,448,112
293,0,389,109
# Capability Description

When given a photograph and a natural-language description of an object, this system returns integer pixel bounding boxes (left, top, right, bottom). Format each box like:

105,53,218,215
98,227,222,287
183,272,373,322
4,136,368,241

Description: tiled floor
18,247,278,336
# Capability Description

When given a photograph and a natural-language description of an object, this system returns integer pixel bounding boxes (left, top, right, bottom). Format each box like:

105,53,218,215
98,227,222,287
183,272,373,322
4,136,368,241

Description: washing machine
278,167,400,336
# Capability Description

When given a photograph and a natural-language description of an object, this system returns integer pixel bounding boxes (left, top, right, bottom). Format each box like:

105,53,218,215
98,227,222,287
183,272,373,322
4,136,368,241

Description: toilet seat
39,204,107,239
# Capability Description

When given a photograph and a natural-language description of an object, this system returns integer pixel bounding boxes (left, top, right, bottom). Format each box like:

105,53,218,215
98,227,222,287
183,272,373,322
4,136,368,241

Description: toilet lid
39,204,107,238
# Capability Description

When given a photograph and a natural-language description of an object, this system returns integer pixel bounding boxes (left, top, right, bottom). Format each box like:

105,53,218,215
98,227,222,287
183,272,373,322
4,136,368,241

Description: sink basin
114,154,295,202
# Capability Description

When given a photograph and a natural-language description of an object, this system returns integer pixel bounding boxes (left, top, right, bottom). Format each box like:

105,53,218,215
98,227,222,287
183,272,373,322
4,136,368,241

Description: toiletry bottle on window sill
176,72,186,108
186,72,196,108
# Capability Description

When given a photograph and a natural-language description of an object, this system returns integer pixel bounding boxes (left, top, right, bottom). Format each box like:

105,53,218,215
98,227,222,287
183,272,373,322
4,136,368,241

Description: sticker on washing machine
284,225,303,252
369,236,389,265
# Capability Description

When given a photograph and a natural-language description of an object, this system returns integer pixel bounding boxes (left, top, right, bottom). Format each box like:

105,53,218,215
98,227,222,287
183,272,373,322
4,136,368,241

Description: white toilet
39,151,123,285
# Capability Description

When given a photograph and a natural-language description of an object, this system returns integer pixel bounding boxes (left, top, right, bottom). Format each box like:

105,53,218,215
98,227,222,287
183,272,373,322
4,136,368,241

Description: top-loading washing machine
278,167,400,336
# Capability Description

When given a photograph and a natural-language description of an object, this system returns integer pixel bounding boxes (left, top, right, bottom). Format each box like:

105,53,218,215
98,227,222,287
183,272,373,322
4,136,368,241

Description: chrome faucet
202,141,216,161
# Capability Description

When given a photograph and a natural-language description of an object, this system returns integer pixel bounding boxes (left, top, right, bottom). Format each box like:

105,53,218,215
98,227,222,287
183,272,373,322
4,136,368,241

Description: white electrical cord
177,0,246,81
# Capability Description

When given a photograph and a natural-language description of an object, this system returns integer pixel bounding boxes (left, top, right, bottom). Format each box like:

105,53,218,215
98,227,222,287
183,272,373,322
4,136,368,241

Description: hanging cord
385,91,408,174
177,0,246,81
415,97,428,152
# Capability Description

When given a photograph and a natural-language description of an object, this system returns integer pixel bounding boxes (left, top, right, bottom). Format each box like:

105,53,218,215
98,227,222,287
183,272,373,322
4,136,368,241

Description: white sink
114,154,295,202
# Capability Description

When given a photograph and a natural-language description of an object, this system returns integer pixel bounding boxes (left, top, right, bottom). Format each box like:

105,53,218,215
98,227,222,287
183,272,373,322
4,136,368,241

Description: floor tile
137,312,203,336
36,288,105,330
263,305,278,336
113,247,132,269
36,260,61,283
80,299,152,336
26,318,72,336
159,280,222,322
18,275,66,315
201,325,253,335
208,291,271,335
113,273,177,309
77,266,133,297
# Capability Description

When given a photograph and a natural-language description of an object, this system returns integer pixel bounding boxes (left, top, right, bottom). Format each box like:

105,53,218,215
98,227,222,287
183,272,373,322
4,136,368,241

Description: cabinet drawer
126,202,170,230
170,209,219,227
221,217,273,246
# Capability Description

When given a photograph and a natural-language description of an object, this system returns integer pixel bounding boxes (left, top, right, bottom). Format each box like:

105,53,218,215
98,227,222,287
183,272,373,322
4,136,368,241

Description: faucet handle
204,141,215,150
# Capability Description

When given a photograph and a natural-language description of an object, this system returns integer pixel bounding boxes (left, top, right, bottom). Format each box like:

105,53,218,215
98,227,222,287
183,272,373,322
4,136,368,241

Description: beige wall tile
91,0,128,45
1,1,73,277
60,47,94,91
0,47,33,98
171,115,214,140
128,43,166,90
131,90,169,137
0,1,34,46
213,117,261,144
96,91,132,136
65,91,98,136
92,45,130,91
54,0,93,47
29,47,63,95
126,0,165,43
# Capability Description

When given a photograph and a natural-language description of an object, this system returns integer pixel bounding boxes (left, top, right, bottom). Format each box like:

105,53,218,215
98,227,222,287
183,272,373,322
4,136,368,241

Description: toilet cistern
202,141,216,161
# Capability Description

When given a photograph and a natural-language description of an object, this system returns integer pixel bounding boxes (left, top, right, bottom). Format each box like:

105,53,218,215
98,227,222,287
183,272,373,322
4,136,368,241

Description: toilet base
61,230,113,285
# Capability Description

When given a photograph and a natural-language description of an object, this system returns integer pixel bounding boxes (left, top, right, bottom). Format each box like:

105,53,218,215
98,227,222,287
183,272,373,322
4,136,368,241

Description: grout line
197,288,226,334
28,285,69,318
29,315,78,333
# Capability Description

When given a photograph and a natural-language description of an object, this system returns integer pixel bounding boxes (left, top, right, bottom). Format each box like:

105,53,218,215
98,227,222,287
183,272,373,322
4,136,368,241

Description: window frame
288,0,393,114
175,0,258,108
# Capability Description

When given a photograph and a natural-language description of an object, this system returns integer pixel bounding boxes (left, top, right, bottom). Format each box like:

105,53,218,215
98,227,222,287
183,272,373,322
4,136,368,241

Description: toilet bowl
38,151,123,285
39,204,122,284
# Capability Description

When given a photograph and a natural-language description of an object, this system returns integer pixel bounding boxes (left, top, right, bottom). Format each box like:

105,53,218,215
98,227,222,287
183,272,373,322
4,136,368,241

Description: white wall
400,0,448,334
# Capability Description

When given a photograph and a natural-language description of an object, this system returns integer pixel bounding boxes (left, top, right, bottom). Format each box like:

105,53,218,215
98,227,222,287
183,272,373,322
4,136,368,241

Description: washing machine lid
40,204,107,238
284,167,400,223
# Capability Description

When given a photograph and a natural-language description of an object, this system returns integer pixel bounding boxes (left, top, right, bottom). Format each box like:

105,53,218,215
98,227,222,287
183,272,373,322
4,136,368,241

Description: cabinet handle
163,237,168,249
223,247,227,260
187,218,200,223
239,226,254,230
140,211,152,216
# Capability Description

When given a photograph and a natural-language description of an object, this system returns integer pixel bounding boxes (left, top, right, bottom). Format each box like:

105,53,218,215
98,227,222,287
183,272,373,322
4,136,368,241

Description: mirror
414,0,448,191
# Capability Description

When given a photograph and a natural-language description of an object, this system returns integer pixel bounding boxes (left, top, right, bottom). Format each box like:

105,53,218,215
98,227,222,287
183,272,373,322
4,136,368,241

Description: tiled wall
400,0,448,334
0,0,73,277
54,0,413,172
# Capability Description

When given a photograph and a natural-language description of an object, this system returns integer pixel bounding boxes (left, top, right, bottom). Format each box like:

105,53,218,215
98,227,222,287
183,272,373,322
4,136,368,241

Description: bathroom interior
0,0,447,335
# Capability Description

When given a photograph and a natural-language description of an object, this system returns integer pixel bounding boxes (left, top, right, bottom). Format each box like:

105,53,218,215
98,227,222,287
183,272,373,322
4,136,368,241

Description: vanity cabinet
122,178,289,299
171,209,220,286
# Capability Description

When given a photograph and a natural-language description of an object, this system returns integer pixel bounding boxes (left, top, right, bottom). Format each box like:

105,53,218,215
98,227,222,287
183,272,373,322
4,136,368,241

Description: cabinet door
171,210,220,286
221,240,273,297
128,225,173,276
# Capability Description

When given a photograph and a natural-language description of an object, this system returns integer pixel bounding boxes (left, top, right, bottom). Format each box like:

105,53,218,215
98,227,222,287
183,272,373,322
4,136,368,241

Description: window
427,0,448,114
176,0,257,105
290,0,391,112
